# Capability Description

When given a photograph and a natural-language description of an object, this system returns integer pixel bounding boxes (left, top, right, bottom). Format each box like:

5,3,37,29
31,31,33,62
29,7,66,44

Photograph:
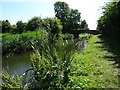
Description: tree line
1,1,89,34
97,1,120,42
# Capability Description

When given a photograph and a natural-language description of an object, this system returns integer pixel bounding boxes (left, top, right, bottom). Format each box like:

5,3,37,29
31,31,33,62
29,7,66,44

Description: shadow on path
97,35,120,84
97,35,120,68
96,35,120,87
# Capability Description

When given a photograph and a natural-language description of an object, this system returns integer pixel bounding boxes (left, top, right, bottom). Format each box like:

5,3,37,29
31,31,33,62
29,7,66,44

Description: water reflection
2,52,32,76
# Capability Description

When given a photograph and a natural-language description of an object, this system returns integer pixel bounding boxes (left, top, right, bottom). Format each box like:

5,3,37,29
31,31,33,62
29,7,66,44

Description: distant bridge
63,30,101,38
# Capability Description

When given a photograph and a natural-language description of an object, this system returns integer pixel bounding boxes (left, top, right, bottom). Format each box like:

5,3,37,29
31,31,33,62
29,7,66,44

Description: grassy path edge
71,35,119,88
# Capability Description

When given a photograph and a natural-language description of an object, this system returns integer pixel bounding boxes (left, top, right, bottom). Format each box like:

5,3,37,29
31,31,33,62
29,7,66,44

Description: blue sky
1,0,109,29
1,2,55,24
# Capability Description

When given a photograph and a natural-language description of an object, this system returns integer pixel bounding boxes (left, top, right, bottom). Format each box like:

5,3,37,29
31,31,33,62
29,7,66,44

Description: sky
1,0,110,29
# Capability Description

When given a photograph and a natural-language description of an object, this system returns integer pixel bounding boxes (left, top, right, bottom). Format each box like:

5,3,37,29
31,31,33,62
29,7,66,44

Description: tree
11,25,17,34
26,17,43,31
97,1,120,41
16,21,27,34
0,20,2,33
67,9,81,30
49,18,62,35
54,1,71,32
54,1,89,33
43,18,62,33
80,20,89,30
2,20,11,33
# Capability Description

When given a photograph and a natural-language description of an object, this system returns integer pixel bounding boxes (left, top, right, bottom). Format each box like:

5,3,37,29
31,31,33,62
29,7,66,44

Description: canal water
2,40,87,76
2,52,32,76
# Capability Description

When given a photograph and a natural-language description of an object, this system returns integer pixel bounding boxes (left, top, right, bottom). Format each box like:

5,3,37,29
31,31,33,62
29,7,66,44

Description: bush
61,34,74,40
2,30,46,56
42,18,63,35
79,33,92,40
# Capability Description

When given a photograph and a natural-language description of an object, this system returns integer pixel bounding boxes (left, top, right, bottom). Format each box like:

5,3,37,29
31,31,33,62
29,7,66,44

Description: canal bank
2,39,88,77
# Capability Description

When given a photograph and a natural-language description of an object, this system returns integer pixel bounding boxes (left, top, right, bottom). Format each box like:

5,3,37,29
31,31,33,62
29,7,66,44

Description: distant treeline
1,1,89,34
97,1,120,42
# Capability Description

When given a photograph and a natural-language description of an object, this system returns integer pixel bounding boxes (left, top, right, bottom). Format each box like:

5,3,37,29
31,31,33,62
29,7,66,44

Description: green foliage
2,35,119,88
42,18,62,35
2,35,79,89
49,19,62,35
27,35,78,88
2,17,62,35
30,50,60,89
97,1,120,42
61,34,74,40
79,33,92,40
11,25,17,34
2,20,11,33
69,76,90,88
54,1,89,32
68,9,81,31
80,20,89,30
26,17,43,31
16,21,27,34
1,70,21,88
54,2,70,26
2,30,46,56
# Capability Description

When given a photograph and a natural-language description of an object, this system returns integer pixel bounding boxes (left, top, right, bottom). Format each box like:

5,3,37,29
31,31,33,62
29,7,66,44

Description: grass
70,35,119,88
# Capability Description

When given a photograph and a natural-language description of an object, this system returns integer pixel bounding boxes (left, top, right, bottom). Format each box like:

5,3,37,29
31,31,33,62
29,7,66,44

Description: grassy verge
70,35,119,88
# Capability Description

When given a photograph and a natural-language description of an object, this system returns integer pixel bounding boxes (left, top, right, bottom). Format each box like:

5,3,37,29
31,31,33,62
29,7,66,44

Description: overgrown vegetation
1,33,79,89
2,30,46,56
97,1,120,42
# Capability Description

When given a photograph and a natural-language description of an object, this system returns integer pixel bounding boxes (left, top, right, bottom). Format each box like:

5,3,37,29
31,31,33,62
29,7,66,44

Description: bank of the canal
2,39,87,77
71,35,119,88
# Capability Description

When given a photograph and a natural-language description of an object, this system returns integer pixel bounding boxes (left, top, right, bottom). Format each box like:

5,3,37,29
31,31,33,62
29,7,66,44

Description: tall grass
25,36,78,89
